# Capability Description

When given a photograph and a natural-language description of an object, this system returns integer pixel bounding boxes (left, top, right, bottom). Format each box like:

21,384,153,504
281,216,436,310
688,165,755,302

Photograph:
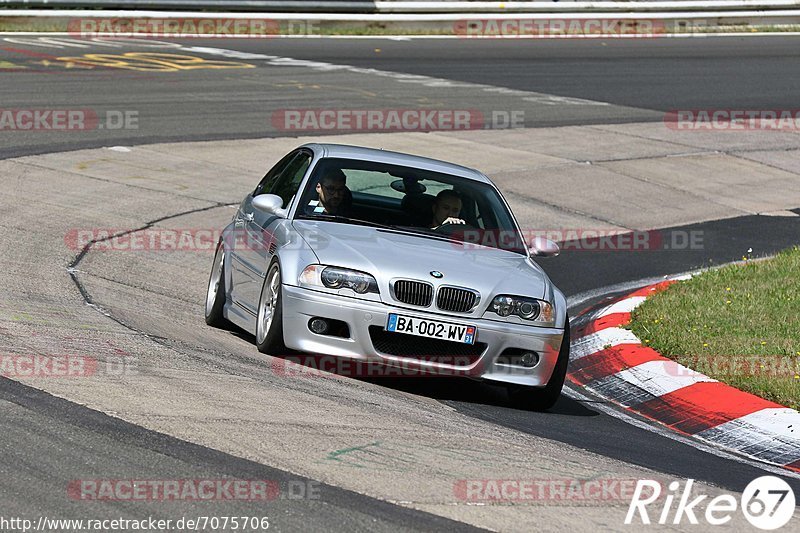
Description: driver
308,168,350,216
430,189,465,229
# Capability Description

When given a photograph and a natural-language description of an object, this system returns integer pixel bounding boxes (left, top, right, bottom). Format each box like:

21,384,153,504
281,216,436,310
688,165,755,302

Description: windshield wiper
298,215,466,245
297,214,397,230
384,226,464,245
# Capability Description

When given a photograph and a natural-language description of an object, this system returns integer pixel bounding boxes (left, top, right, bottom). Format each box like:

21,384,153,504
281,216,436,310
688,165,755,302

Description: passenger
430,189,465,229
308,168,350,216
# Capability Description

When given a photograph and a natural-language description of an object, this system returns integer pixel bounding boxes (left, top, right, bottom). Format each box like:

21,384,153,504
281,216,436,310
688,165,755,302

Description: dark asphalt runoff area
1,34,799,528
0,377,482,532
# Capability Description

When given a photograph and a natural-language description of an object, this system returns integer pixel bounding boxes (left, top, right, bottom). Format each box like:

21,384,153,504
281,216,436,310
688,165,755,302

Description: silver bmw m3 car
205,143,569,410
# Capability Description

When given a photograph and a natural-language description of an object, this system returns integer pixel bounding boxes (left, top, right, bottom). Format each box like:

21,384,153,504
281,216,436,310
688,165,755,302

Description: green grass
629,247,800,409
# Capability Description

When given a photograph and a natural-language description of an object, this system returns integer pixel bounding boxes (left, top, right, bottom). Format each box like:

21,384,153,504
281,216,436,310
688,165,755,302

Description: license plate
386,313,476,345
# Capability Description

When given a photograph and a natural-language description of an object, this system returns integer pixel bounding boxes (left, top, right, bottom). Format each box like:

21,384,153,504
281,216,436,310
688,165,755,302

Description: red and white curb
568,279,800,472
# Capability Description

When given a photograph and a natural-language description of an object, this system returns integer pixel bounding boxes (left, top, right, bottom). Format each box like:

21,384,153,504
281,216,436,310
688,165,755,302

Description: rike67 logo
626,477,795,530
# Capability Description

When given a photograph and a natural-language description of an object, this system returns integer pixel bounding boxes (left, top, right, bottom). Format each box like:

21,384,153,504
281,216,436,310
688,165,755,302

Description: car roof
301,143,493,184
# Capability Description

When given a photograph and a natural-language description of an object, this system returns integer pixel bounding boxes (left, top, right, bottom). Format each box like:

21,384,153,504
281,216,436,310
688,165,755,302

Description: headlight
299,265,378,294
489,295,554,324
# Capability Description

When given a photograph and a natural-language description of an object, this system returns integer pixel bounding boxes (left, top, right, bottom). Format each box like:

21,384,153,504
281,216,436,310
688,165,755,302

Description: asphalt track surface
0,378,481,532
211,36,800,110
1,35,800,529
2,35,800,158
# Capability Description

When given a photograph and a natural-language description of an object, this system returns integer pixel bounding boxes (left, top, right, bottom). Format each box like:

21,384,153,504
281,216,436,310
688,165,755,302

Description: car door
230,149,312,316
229,150,297,312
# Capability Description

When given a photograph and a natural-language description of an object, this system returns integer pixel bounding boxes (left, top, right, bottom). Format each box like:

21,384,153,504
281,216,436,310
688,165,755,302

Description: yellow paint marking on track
34,59,93,69
0,60,25,69
55,52,255,72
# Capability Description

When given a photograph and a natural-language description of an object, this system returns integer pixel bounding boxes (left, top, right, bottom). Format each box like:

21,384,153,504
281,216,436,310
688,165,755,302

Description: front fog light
520,351,539,367
309,318,329,334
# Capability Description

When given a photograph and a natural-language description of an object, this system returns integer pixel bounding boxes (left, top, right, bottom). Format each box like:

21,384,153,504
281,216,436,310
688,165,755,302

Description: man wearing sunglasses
309,168,351,216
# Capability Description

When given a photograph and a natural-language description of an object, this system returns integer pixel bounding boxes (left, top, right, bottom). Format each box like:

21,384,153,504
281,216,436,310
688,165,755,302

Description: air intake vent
436,286,479,313
392,280,433,307
369,326,486,361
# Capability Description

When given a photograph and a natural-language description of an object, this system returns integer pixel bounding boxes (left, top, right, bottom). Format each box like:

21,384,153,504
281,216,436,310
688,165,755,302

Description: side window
270,152,312,208
253,151,299,197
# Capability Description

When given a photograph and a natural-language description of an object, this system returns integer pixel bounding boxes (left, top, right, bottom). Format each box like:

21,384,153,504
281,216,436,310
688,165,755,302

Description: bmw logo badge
430,271,444,279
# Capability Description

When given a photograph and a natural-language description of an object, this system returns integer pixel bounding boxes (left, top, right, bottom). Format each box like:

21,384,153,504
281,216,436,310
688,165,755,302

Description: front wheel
205,241,229,328
255,261,285,354
506,317,570,411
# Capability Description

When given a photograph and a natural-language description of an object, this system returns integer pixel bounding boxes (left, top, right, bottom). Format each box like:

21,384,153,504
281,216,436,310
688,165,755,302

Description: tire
255,260,285,354
205,241,229,328
506,316,570,411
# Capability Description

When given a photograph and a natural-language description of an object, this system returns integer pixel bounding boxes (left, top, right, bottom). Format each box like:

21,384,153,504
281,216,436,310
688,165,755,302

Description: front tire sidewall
256,261,285,354
205,241,228,327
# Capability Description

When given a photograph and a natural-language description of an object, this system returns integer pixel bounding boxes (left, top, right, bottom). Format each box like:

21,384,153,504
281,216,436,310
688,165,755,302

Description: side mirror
529,237,560,257
252,194,288,218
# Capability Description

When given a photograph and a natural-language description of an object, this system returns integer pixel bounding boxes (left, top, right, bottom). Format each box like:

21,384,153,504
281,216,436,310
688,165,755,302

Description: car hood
292,220,548,303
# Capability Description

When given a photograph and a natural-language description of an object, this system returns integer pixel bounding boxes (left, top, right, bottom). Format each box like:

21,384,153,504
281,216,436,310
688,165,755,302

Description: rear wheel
205,241,229,328
256,261,285,354
506,317,570,411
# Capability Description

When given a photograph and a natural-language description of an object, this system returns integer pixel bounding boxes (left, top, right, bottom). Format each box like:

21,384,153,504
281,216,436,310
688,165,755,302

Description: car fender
271,219,319,287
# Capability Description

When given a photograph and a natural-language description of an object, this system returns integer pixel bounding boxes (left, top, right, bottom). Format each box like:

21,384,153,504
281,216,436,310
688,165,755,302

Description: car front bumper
281,284,565,387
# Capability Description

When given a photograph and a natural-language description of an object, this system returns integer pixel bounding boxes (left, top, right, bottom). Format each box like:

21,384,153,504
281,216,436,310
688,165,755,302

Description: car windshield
295,157,527,255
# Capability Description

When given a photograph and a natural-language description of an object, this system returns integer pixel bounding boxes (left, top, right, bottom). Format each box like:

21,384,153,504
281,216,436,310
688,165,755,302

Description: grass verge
629,246,800,410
